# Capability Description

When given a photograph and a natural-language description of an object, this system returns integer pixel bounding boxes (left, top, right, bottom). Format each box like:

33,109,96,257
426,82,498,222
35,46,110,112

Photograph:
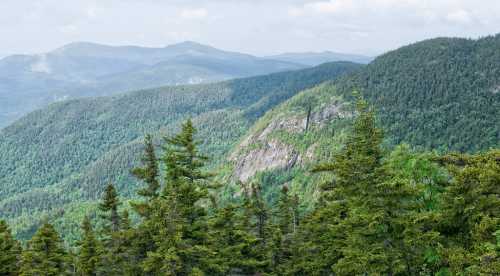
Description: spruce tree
208,204,266,275
142,119,216,275
438,150,500,274
97,183,125,275
131,134,160,218
20,222,70,276
76,216,100,276
0,220,21,275
272,186,298,273
99,183,121,233
311,97,423,274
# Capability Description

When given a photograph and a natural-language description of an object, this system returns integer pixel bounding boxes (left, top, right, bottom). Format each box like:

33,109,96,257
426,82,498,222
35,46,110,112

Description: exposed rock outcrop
231,99,349,182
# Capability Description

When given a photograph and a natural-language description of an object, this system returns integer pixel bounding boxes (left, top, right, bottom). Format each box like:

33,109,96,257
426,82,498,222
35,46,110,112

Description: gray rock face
232,100,349,182
233,139,298,182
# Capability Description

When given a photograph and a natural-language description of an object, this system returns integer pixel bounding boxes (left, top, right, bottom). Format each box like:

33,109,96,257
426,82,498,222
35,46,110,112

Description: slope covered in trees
224,35,500,206
336,34,500,152
1,106,498,275
0,62,361,239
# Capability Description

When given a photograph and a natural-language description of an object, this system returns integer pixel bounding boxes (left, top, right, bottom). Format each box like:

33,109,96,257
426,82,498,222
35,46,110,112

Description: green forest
2,99,499,275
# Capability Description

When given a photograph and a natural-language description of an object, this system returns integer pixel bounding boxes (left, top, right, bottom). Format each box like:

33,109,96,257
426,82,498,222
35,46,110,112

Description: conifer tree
20,222,70,276
239,182,273,272
311,97,423,275
99,183,121,233
76,216,100,276
0,220,21,275
272,186,300,272
142,119,216,275
438,150,500,274
97,183,126,275
131,134,160,218
208,204,266,275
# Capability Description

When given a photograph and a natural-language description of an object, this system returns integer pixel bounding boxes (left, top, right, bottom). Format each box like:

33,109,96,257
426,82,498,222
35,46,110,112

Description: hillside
337,35,500,152
0,41,305,128
222,35,500,206
0,62,361,240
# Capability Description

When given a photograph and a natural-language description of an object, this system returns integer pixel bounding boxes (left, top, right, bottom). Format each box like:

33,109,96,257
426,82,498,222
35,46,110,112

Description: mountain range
0,34,499,242
0,41,370,128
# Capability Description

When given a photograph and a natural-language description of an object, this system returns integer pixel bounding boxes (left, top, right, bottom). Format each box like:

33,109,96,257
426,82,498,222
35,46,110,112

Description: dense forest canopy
336,34,500,152
0,35,499,268
1,103,498,275
0,62,361,240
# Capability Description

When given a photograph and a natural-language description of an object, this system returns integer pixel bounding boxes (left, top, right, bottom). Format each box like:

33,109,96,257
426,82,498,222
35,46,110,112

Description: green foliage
141,120,217,275
0,62,360,241
0,220,21,275
75,216,100,276
20,222,71,275
0,116,499,275
336,35,500,152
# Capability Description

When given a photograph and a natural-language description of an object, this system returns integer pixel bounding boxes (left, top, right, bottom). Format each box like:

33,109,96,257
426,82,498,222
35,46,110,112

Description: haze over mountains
0,41,370,128
268,51,373,66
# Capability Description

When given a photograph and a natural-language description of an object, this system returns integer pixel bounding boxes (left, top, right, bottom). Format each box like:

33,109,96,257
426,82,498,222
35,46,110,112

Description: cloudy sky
2,0,499,57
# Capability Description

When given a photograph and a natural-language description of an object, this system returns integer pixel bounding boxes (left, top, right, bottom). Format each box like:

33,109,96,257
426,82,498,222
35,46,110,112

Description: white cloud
58,24,78,34
0,0,499,56
180,8,208,20
446,10,473,25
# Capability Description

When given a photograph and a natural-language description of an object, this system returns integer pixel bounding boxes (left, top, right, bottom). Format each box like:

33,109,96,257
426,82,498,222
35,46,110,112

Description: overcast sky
1,0,499,57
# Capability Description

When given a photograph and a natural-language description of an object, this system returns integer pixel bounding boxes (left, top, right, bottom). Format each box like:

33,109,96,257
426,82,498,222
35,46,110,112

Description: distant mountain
0,62,361,241
267,51,373,66
0,41,304,128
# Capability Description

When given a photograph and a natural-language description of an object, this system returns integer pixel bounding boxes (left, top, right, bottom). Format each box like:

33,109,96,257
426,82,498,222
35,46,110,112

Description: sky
1,0,500,57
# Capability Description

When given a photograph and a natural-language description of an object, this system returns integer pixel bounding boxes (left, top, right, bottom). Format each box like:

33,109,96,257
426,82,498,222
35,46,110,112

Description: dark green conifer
209,204,266,275
20,222,70,275
99,183,121,233
76,216,100,276
142,119,215,275
0,220,21,275
131,134,160,218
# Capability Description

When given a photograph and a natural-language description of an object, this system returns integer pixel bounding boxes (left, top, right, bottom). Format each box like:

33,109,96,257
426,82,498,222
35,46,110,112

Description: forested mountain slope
0,41,305,128
223,34,500,207
0,62,361,239
336,34,500,152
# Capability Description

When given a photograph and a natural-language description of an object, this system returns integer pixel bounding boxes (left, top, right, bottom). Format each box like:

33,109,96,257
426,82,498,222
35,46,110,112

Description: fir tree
0,220,21,275
97,183,126,275
142,119,216,275
438,150,500,274
76,216,100,276
208,204,266,275
20,222,70,276
131,134,160,218
99,183,121,233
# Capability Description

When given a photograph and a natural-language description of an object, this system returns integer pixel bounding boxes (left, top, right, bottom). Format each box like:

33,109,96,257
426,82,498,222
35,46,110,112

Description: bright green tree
438,150,500,274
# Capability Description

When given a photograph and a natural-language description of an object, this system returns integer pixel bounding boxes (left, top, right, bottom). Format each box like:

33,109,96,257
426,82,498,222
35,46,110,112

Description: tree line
1,99,499,275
